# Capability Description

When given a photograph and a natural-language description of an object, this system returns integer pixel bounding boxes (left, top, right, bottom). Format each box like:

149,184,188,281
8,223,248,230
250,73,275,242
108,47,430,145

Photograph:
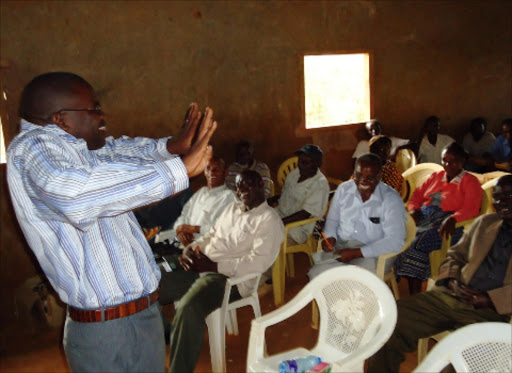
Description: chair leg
228,309,239,336
311,301,319,330
206,309,226,373
272,255,285,306
225,310,234,335
417,337,429,364
286,253,295,278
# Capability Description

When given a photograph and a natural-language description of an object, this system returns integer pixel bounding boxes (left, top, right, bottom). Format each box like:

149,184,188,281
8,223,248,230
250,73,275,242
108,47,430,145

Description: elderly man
156,155,237,247
7,72,217,372
159,170,284,373
225,140,272,198
368,174,512,373
269,144,329,246
308,153,406,279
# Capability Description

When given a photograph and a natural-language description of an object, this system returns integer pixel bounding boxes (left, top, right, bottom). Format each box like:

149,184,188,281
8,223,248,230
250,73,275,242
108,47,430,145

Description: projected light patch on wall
304,53,370,129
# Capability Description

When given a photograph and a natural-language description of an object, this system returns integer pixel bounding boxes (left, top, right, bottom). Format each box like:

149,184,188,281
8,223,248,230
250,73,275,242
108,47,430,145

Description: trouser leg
367,291,509,373
169,273,228,373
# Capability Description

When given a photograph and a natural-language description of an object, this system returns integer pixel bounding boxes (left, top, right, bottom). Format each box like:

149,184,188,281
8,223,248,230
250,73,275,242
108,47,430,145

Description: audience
416,116,455,164
225,140,272,198
156,155,237,247
368,175,512,373
7,72,216,372
159,170,284,373
269,144,329,246
394,142,482,294
462,117,495,173
368,135,404,193
352,120,410,162
308,153,405,279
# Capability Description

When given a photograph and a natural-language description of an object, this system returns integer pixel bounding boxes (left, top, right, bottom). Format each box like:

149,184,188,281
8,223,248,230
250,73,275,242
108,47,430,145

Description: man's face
441,150,464,180
502,124,512,141
366,122,382,137
204,159,225,188
55,83,107,150
493,180,512,222
470,121,485,142
236,146,254,167
353,161,381,198
425,119,440,136
236,174,261,208
298,153,319,179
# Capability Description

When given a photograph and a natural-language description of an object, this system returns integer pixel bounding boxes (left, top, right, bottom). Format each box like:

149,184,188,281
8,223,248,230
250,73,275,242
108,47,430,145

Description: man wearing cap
269,144,330,246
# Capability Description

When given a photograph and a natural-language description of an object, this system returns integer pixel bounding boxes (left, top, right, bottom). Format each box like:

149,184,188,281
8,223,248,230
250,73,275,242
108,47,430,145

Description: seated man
352,120,410,162
225,140,272,198
484,118,512,170
416,116,455,164
159,170,284,373
462,117,495,172
156,156,237,247
269,144,330,246
367,174,512,373
308,153,406,279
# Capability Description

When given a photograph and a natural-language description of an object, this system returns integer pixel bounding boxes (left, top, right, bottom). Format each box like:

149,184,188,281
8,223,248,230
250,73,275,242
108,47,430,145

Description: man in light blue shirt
7,72,217,372
308,153,406,279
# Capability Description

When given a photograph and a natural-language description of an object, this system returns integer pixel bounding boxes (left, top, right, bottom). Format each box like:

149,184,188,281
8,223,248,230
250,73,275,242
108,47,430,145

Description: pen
320,231,334,251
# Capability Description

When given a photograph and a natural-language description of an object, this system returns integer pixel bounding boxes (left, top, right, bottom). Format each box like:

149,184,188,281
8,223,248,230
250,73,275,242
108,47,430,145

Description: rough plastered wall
0,1,511,321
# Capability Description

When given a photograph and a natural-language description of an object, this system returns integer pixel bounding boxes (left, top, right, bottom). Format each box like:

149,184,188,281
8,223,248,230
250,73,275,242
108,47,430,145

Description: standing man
308,153,405,279
7,72,217,372
368,175,512,373
159,170,284,373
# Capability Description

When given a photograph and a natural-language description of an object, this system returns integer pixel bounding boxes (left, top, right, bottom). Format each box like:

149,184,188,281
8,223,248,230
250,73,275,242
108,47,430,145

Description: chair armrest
430,218,475,278
283,216,320,238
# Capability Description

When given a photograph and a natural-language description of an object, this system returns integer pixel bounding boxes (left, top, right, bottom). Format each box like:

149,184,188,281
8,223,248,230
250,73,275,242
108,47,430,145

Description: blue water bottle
279,355,322,373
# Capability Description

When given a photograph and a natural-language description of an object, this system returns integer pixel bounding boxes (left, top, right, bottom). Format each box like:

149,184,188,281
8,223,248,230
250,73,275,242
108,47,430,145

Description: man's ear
51,113,68,131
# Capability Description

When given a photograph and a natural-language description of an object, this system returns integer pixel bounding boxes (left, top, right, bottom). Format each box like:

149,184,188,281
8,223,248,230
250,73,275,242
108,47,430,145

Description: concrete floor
0,254,421,372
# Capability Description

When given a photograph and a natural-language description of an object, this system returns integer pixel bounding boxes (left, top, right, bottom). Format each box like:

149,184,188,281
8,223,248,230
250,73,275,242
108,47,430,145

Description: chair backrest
277,156,298,188
375,212,417,279
314,267,397,362
395,148,417,174
413,322,512,373
401,163,444,203
481,178,497,214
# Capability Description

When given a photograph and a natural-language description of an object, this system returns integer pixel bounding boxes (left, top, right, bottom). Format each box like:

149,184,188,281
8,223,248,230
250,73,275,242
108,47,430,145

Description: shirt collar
442,170,466,184
20,119,89,148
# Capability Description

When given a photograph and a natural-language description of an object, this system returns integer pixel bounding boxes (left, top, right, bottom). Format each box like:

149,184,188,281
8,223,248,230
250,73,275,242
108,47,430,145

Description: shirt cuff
153,157,189,197
157,137,180,159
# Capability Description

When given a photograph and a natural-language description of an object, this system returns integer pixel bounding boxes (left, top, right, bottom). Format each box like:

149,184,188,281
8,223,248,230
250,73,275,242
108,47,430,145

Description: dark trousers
367,291,510,373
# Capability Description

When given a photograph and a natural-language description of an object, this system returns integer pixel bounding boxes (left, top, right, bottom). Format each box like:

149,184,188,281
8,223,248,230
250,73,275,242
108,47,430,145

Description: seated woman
369,135,404,193
394,142,482,294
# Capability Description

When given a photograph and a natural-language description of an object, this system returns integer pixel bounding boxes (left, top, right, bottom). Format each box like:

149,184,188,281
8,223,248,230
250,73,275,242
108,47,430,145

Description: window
304,53,370,129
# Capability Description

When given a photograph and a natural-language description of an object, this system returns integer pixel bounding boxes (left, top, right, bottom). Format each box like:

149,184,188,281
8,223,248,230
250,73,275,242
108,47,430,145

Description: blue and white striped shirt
7,120,189,309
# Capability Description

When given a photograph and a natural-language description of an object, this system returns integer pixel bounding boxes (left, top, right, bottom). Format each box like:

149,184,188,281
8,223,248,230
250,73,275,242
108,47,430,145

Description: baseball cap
295,144,323,161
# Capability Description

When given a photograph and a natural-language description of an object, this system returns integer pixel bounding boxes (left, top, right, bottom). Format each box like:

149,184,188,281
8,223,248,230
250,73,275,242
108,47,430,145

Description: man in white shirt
155,156,237,247
269,144,330,245
463,117,496,172
417,116,455,164
159,170,284,373
352,120,410,161
308,153,406,279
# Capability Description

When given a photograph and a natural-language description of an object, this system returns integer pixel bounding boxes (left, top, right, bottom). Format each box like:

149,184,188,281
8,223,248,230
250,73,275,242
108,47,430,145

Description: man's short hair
237,169,262,187
235,140,253,153
355,153,382,171
443,142,469,162
19,72,91,123
209,155,225,169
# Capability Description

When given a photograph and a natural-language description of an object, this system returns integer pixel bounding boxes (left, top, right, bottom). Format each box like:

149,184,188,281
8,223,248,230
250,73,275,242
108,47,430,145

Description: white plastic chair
246,266,398,373
175,272,262,373
413,322,512,373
